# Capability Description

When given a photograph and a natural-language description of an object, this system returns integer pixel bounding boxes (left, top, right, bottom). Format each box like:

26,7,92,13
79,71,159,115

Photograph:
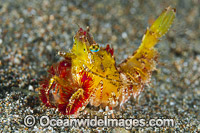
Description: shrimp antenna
75,23,81,29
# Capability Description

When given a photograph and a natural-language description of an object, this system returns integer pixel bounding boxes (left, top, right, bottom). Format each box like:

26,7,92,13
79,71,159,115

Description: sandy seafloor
0,0,199,132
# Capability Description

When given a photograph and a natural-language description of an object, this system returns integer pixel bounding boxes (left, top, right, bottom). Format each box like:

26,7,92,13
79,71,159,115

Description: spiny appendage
118,73,132,105
63,72,94,116
118,50,157,99
138,6,176,51
89,80,104,107
66,88,84,115
39,59,72,107
119,6,176,98
108,92,119,107
39,57,93,116
45,75,75,106
57,51,76,59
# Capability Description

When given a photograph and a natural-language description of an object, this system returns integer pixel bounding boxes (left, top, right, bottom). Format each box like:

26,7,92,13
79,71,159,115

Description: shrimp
39,6,176,117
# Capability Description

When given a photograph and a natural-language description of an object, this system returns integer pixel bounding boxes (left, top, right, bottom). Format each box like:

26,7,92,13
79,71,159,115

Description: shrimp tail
119,6,176,98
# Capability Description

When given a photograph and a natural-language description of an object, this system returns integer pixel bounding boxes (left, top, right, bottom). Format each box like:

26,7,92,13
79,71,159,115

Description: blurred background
0,0,199,132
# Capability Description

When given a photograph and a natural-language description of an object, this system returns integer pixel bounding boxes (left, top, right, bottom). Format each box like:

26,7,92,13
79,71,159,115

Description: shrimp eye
89,43,100,52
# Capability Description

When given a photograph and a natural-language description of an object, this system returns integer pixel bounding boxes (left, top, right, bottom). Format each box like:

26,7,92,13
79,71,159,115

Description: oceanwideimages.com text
24,115,175,129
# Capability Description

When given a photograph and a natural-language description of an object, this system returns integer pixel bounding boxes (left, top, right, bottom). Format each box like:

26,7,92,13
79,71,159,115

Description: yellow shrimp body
40,7,176,116
69,7,176,108
71,28,121,107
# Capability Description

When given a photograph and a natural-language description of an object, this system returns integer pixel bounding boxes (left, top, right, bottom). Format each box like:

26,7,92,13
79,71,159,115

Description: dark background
0,0,199,132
